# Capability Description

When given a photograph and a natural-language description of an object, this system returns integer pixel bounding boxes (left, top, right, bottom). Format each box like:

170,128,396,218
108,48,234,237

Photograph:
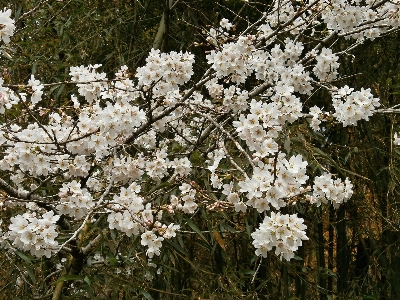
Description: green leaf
139,288,154,300
27,267,36,284
16,250,33,264
110,229,117,240
148,181,170,194
327,269,336,277
190,149,204,165
169,239,187,255
31,61,37,75
220,222,237,233
186,217,209,245
245,219,252,236
200,207,209,221
108,256,119,266
55,84,65,100
1,49,13,60
15,4,23,20
284,136,291,153
87,256,92,267
54,274,83,284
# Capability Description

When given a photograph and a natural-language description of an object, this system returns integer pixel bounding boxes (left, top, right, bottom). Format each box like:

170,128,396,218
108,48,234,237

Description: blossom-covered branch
0,0,399,269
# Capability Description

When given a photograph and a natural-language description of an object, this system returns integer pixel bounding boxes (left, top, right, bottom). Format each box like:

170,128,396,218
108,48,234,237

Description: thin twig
192,107,255,169
56,173,115,254
221,140,249,179
251,256,262,284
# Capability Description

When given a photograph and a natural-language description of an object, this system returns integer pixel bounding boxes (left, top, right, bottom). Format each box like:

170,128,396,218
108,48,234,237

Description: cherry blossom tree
0,0,400,298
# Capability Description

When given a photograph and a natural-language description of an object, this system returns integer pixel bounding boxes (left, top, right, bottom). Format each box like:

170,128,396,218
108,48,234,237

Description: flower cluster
252,212,308,261
308,173,354,208
0,66,150,180
136,49,194,97
313,48,340,82
0,8,15,44
140,223,179,258
57,180,95,220
220,86,249,113
221,182,247,212
206,18,233,46
170,157,192,176
394,133,400,145
28,75,44,106
144,149,170,180
321,0,400,40
170,183,198,214
107,183,146,236
106,155,144,184
106,182,180,258
141,230,165,258
265,0,305,34
207,147,226,173
69,64,108,103
232,96,302,159
206,35,256,84
8,211,59,258
332,85,380,126
238,154,309,212
308,106,324,131
0,77,19,113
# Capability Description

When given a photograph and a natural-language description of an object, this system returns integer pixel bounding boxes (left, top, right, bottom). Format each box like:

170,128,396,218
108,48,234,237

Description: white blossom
252,212,309,261
0,9,15,44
